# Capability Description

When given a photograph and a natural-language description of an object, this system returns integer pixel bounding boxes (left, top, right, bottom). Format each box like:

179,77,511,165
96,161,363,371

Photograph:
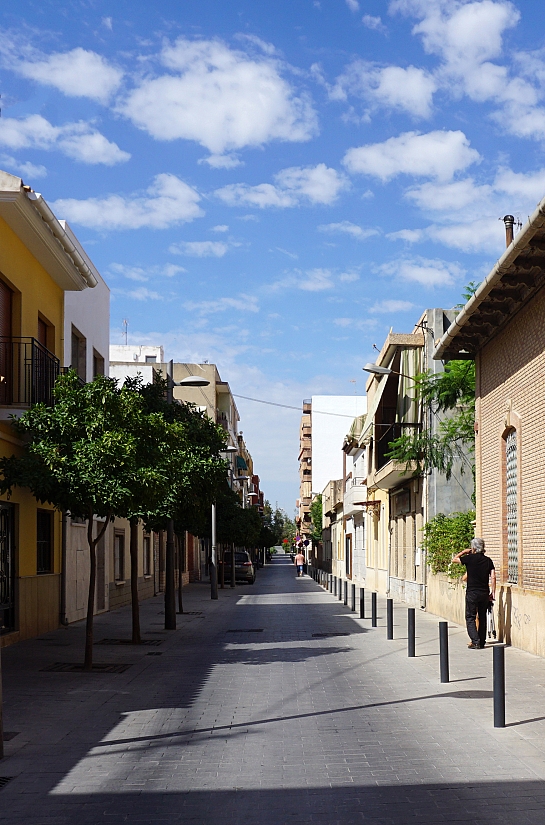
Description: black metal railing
0,337,60,407
376,422,421,471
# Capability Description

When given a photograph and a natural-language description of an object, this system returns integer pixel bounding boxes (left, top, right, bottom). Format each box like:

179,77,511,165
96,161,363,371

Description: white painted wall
110,344,163,363
61,221,110,378
311,395,366,494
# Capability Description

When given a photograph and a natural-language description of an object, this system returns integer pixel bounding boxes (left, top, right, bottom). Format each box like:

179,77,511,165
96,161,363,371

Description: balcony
344,477,367,516
0,337,60,410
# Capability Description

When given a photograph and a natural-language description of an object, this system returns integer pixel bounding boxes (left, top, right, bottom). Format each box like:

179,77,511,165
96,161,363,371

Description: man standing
294,549,305,578
452,538,496,649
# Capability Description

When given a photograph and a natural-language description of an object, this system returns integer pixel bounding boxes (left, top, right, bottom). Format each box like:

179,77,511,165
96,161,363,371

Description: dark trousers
465,591,489,646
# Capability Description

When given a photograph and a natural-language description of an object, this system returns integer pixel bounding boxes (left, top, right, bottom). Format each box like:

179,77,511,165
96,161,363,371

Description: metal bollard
439,621,449,683
334,577,337,597
351,583,356,612
343,581,348,606
408,608,415,657
493,645,506,728
371,592,377,627
359,588,365,619
339,580,343,602
328,574,332,592
387,598,394,640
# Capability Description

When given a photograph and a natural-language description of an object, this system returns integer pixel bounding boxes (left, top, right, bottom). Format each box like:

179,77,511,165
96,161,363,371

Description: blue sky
2,0,545,512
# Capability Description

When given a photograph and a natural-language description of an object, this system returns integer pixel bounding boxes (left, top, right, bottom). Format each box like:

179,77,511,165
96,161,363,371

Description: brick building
434,208,545,656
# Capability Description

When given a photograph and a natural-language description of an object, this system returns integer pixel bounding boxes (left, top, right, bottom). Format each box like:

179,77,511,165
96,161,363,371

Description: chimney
503,215,515,247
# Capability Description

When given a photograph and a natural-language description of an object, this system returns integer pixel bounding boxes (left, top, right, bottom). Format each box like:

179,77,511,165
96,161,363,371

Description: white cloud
332,62,436,118
0,115,130,165
53,173,203,231
109,262,188,282
346,0,360,11
494,167,545,203
318,220,379,240
425,217,508,255
3,45,122,103
370,299,416,313
339,271,360,283
116,287,162,301
333,316,376,331
0,154,47,180
343,130,480,182
119,37,317,157
387,228,423,243
200,153,243,169
184,294,259,314
170,240,228,257
212,225,229,232
379,256,464,286
297,268,335,291
216,163,346,208
405,178,493,212
102,16,113,30
362,14,387,33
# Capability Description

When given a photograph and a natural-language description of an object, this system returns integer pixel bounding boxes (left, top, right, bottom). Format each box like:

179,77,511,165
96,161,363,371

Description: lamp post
212,445,237,600
165,362,210,629
231,474,250,587
363,363,412,380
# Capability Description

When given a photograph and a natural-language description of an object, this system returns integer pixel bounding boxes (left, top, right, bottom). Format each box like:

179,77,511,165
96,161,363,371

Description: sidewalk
1,558,545,823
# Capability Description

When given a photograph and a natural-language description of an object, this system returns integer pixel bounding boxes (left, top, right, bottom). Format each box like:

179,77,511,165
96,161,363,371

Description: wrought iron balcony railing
0,337,60,407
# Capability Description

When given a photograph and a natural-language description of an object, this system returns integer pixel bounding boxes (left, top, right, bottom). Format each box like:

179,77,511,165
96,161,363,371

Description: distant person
452,538,496,649
294,550,305,578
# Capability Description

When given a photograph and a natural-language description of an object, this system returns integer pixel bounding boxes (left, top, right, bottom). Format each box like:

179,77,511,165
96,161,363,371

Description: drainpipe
60,511,69,626
503,215,514,248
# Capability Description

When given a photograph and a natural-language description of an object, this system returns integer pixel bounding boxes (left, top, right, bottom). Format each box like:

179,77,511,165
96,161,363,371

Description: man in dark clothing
453,538,496,649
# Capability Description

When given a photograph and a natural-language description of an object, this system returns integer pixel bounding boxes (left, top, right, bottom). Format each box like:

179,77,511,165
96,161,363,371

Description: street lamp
363,363,412,380
164,361,211,629
212,445,237,600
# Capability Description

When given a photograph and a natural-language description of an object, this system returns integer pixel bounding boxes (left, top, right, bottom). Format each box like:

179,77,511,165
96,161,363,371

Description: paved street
2,557,545,824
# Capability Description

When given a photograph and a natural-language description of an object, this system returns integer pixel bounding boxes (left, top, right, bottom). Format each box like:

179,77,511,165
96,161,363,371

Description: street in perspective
3,0,545,822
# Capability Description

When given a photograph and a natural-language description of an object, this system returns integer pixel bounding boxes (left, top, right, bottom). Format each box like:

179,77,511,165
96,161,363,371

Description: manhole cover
312,632,350,638
0,778,14,790
226,629,264,633
2,732,18,742
41,662,132,673
96,639,162,646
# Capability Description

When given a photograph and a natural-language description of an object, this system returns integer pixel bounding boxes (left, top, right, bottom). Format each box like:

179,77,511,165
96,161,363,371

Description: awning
358,374,389,445
236,456,248,470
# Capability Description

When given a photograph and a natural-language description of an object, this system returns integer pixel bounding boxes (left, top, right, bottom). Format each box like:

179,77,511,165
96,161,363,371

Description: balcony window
114,531,125,582
0,337,60,407
93,350,105,377
71,326,86,382
37,510,53,574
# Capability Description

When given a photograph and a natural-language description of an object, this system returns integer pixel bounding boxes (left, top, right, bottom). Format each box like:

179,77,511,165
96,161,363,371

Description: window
37,317,48,348
145,355,156,363
93,350,105,377
37,510,53,574
71,326,87,382
506,430,518,584
114,532,125,582
143,535,151,576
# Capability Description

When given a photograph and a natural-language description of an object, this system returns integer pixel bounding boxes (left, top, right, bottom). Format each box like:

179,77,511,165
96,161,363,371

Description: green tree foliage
310,495,323,543
215,485,262,547
421,510,476,579
386,359,475,482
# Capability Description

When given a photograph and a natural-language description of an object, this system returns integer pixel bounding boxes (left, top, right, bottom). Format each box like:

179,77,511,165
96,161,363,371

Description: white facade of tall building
311,395,366,494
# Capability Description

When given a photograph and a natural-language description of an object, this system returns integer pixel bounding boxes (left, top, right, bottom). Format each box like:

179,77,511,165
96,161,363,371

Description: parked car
220,550,256,584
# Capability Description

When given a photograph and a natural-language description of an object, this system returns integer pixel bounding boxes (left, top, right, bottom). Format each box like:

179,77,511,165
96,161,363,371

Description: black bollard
359,588,365,619
439,621,449,683
351,583,356,612
334,577,337,597
339,580,343,602
328,574,332,592
387,598,394,640
493,645,506,728
371,592,377,627
343,581,348,606
408,608,415,657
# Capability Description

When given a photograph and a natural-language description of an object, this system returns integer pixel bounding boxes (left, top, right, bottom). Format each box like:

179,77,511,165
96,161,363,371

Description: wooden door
0,280,12,404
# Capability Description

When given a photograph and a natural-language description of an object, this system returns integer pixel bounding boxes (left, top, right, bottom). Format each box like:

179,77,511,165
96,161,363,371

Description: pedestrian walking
452,538,496,649
294,549,305,577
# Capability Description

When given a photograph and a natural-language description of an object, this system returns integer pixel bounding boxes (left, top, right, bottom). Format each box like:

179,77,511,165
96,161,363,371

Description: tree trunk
177,533,184,614
231,543,236,588
84,513,111,672
84,514,97,672
130,516,141,644
220,543,225,588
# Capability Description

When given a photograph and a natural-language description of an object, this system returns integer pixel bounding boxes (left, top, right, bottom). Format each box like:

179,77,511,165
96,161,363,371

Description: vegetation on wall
421,510,476,579
310,494,323,544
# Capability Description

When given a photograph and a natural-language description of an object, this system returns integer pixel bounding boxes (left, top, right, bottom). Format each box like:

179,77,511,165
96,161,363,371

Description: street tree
0,372,171,670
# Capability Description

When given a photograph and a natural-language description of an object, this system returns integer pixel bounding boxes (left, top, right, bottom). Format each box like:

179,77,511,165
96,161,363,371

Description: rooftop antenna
349,379,357,395
122,319,128,345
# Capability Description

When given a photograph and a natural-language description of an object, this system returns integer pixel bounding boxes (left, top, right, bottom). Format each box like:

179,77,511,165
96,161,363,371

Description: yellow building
0,170,96,646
